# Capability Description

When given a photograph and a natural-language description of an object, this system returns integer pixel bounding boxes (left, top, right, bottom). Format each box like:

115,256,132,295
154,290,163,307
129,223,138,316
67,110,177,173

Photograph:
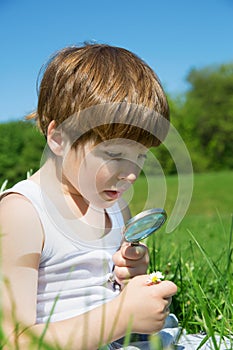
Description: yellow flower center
151,276,159,283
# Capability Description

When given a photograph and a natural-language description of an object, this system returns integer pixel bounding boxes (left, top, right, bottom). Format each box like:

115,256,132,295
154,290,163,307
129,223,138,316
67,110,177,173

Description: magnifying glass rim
123,208,167,243
125,208,167,231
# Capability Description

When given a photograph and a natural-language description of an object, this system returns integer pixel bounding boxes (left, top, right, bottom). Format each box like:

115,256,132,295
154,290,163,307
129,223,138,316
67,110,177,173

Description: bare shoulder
1,192,39,223
1,191,33,207
117,197,131,224
0,192,44,250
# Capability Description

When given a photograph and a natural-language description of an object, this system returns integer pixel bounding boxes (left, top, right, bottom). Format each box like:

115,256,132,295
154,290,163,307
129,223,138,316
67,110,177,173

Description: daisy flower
146,271,164,285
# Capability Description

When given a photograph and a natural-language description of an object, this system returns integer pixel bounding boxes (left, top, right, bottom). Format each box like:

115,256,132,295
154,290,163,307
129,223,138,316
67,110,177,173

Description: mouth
103,190,122,200
104,190,121,200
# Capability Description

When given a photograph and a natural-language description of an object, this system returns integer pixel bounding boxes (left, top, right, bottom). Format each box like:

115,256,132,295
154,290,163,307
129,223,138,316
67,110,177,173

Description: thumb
150,280,178,298
121,243,147,260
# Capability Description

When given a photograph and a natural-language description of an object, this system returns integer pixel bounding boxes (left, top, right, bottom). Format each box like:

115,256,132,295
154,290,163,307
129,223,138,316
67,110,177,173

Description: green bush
0,121,45,187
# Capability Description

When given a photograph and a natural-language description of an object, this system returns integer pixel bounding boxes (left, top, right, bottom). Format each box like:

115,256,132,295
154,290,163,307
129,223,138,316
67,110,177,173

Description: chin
91,197,118,209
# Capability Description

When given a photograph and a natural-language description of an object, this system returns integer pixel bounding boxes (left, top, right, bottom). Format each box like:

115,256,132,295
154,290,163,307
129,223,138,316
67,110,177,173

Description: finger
114,265,147,281
163,307,170,317
112,248,148,267
121,243,148,261
149,280,178,298
164,297,172,307
133,275,177,294
163,297,172,312
115,256,148,268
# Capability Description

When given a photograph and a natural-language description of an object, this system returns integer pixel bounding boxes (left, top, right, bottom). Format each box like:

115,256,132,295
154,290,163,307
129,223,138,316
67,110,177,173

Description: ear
47,120,64,156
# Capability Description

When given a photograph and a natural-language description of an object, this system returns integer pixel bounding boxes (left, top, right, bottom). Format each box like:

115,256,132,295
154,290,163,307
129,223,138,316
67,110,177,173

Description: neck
30,159,112,240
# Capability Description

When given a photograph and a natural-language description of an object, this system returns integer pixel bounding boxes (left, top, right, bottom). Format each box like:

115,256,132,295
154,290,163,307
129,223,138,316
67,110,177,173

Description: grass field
128,171,233,344
129,171,232,257
1,171,232,348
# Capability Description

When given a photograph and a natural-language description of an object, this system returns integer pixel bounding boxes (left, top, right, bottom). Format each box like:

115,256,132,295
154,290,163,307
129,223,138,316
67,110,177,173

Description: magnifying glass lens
124,209,167,243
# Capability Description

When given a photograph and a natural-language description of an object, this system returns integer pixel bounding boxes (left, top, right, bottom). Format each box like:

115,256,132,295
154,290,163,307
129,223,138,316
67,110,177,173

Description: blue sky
0,0,233,122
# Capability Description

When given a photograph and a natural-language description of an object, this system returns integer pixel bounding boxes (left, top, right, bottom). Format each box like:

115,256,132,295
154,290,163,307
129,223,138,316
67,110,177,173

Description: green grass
128,171,232,257
128,171,233,346
1,171,233,348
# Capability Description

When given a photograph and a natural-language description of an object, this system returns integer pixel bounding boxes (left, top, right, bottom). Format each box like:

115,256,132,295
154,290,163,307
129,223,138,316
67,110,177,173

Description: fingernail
135,246,143,255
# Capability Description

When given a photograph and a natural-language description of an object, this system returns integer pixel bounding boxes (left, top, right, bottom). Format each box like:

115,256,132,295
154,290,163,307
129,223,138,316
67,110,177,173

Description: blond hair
28,43,170,147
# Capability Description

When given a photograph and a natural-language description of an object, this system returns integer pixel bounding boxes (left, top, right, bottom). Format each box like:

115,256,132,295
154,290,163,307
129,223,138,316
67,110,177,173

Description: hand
119,275,177,334
112,242,149,288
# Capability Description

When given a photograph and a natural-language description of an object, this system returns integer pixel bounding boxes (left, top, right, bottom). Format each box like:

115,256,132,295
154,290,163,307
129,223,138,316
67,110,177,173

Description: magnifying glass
110,208,167,289
122,208,167,244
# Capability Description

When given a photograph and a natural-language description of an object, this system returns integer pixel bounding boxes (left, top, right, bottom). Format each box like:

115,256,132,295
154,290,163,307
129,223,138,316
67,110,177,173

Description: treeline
1,62,233,187
0,121,46,187
169,62,233,172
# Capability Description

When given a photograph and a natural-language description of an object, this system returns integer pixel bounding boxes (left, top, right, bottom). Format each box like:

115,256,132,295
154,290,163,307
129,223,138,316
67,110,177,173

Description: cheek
77,161,108,192
62,153,78,181
92,163,114,189
92,164,113,189
82,163,118,195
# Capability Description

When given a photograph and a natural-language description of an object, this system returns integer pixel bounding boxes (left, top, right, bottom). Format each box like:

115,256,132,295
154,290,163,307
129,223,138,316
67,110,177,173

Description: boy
0,43,177,349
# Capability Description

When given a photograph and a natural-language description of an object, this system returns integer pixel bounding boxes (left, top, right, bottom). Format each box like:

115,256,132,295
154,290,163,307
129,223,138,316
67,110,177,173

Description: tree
0,121,45,186
171,63,233,171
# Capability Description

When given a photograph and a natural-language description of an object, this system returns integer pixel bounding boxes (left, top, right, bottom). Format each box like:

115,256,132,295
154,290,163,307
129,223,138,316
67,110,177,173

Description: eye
138,154,147,160
105,151,122,158
137,153,147,167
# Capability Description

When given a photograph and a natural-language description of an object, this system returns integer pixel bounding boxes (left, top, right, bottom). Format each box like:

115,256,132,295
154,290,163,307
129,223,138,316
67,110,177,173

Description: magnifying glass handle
109,270,121,291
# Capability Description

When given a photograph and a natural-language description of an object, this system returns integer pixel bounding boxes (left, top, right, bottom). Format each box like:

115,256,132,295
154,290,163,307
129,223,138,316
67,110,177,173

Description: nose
118,172,137,183
117,162,139,184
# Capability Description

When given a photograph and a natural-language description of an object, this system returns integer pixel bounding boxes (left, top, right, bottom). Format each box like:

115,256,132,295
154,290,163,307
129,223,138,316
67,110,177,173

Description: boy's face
61,139,148,208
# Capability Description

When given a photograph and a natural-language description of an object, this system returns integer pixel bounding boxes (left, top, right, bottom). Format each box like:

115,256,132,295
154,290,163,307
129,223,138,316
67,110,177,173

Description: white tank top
1,180,124,323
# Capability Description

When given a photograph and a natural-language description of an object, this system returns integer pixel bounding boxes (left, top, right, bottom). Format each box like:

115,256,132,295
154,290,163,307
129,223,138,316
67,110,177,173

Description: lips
103,190,121,200
103,185,130,200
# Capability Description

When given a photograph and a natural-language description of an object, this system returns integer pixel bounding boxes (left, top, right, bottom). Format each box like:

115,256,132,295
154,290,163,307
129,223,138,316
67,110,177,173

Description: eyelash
105,152,147,160
139,154,147,160
106,152,122,158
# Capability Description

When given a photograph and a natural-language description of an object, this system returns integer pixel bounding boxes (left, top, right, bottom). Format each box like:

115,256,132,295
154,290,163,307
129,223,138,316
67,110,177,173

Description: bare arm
0,195,177,350
1,194,44,326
